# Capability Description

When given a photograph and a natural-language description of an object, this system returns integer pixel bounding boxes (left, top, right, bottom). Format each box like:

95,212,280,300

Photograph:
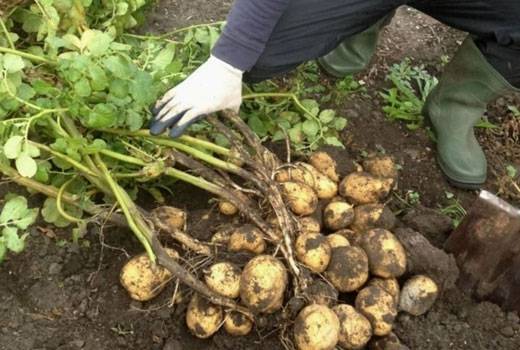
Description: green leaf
324,136,344,147
3,135,24,159
130,71,155,105
41,198,77,228
288,124,303,144
247,115,268,137
16,154,38,177
85,103,116,128
74,78,92,97
0,241,6,263
24,143,40,158
34,160,52,183
319,109,336,124
89,65,108,91
301,99,320,117
302,119,319,137
126,110,144,131
82,30,113,56
15,208,38,230
333,117,348,130
3,54,25,73
2,227,24,253
506,165,517,178
103,56,132,79
152,44,175,71
109,79,129,98
0,196,28,224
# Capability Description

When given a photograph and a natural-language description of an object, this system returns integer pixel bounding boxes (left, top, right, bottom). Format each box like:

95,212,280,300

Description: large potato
339,172,393,204
368,278,400,305
295,232,332,273
333,304,372,350
120,248,178,301
228,224,266,254
277,163,338,199
326,234,350,249
204,262,241,299
186,294,224,338
240,255,288,313
294,304,340,350
224,311,253,336
399,275,439,316
150,206,186,231
324,201,355,231
280,181,318,216
298,216,321,235
351,204,396,234
309,151,340,182
325,246,369,292
363,155,398,182
355,285,398,336
306,280,338,306
361,229,407,278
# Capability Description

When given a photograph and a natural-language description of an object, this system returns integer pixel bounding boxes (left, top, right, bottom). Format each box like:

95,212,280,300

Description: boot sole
437,156,485,190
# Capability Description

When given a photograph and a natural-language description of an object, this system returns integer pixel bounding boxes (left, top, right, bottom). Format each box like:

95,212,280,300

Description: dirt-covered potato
325,246,369,292
368,332,403,350
298,216,321,234
240,255,288,314
218,200,238,216
186,294,224,339
280,181,318,216
309,151,340,182
361,229,407,278
211,227,233,244
334,229,362,246
351,204,396,234
277,163,338,199
368,278,400,305
150,206,186,231
339,172,393,204
294,304,340,350
228,224,266,254
224,311,253,336
120,248,178,301
324,201,355,231
333,304,372,350
204,262,241,299
326,234,350,249
306,280,338,306
295,233,332,273
363,155,398,181
399,275,439,316
355,285,398,336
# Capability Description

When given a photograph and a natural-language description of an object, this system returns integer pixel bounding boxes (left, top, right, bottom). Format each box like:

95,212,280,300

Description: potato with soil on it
323,201,355,231
186,294,224,339
204,262,241,299
368,277,400,305
326,233,350,249
361,229,407,278
351,204,396,234
399,275,439,316
224,311,253,336
333,304,373,350
334,228,362,246
368,332,406,350
150,206,186,231
355,285,398,336
280,181,318,216
295,232,332,273
228,224,266,254
325,245,369,292
339,172,393,204
298,216,321,234
218,200,238,216
294,304,340,350
306,280,339,306
240,255,288,314
277,163,338,199
363,155,399,182
120,248,178,301
309,151,340,182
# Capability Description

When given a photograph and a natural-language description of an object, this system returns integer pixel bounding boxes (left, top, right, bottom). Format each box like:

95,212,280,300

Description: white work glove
150,55,243,137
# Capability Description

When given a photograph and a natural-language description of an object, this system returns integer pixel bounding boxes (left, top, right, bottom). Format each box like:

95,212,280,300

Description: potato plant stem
0,46,56,65
30,141,98,177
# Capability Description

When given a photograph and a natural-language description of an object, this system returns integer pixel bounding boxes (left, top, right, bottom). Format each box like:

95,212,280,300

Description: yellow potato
228,224,266,254
295,232,332,273
339,172,393,204
325,246,369,292
326,234,350,249
120,248,178,301
306,279,338,306
224,311,253,336
150,206,186,231
368,278,400,305
351,204,396,234
219,200,238,216
323,201,355,231
355,285,398,336
280,181,318,216
211,228,233,245
363,155,398,181
277,163,338,199
298,216,321,234
294,304,340,350
204,262,242,299
186,294,224,339
399,275,439,316
334,228,362,246
368,332,403,350
309,151,340,182
333,304,372,350
361,229,407,278
240,255,288,313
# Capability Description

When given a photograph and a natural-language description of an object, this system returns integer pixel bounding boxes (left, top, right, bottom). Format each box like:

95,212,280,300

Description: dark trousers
245,0,520,87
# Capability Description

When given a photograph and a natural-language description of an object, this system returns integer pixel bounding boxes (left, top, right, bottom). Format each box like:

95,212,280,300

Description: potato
280,181,318,216
399,275,439,316
355,285,398,336
368,278,400,305
240,255,288,313
334,228,362,246
120,248,178,301
368,332,403,350
363,155,398,181
325,246,369,292
333,304,372,350
326,234,350,249
224,311,253,336
298,216,321,234
211,227,233,244
339,172,393,204
277,163,338,199
219,200,238,216
186,294,224,338
228,224,266,254
309,151,339,182
323,201,354,231
306,280,338,306
295,233,332,273
294,304,340,350
204,262,241,299
361,229,407,278
150,206,186,231
351,204,396,233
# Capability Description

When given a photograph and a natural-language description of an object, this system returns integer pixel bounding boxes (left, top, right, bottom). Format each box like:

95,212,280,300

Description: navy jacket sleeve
212,0,291,71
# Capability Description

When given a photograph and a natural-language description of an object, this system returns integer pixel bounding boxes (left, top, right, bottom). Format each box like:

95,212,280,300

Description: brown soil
2,3,520,350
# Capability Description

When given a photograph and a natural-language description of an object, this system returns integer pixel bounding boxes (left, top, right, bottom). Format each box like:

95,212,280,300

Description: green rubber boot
423,37,519,189
318,12,394,77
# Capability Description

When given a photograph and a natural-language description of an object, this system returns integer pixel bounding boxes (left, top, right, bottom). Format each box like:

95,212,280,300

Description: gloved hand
149,55,243,137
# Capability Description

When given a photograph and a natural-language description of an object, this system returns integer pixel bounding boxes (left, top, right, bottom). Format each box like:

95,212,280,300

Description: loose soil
2,3,520,350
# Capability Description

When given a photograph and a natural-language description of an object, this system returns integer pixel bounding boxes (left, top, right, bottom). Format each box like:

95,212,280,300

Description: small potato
325,246,369,292
240,255,288,313
326,234,350,249
333,304,372,350
361,229,407,278
399,275,439,316
228,224,266,254
351,204,396,234
204,262,241,299
120,248,178,301
295,233,332,273
280,181,318,216
323,201,355,231
224,311,253,336
339,172,393,204
363,155,398,182
277,163,338,199
368,278,400,305
211,227,233,244
186,294,224,339
298,216,321,234
306,280,338,306
368,332,404,350
150,206,186,231
309,151,340,182
219,201,238,216
294,304,340,350
355,285,398,336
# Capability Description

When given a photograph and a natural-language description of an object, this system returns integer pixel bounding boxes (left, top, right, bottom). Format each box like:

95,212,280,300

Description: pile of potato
119,152,440,349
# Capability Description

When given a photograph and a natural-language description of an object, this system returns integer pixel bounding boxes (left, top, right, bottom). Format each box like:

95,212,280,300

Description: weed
439,192,467,228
